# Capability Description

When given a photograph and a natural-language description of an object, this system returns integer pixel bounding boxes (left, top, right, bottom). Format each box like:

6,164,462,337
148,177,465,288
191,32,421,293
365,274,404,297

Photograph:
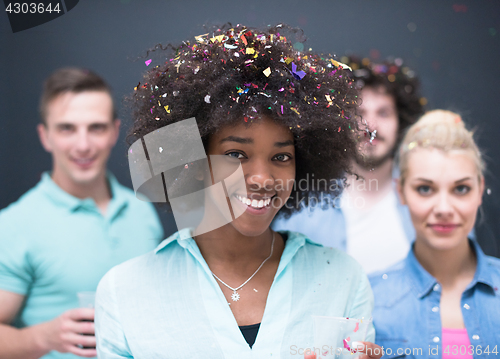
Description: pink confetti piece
354,322,359,332
281,105,283,114
343,337,358,353
145,59,152,66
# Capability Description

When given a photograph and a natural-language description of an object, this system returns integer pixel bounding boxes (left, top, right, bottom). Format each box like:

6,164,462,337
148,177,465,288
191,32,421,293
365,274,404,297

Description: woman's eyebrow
455,177,472,183
219,136,253,144
275,140,294,148
415,178,433,183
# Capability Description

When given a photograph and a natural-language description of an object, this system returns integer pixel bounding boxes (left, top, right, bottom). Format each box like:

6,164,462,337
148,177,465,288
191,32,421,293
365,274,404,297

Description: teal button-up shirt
0,172,164,359
95,228,375,358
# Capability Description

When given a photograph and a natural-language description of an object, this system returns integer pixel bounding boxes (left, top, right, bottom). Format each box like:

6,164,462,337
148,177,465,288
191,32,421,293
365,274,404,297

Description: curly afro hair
127,24,364,218
343,55,425,145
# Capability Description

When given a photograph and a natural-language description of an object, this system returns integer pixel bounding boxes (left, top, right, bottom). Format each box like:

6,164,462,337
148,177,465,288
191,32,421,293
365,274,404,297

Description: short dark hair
344,56,425,145
128,24,364,218
39,67,116,124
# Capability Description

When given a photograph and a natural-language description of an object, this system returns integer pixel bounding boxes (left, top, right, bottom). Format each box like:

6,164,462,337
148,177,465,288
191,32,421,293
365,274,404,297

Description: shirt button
432,306,439,312
433,284,440,291
382,274,388,280
472,335,480,340
463,304,470,310
433,336,440,343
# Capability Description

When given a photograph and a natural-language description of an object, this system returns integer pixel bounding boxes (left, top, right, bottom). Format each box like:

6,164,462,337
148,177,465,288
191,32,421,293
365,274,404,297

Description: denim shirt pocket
377,338,409,358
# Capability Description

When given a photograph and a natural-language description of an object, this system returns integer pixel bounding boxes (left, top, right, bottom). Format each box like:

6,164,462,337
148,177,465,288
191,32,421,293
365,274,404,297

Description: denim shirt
369,240,500,359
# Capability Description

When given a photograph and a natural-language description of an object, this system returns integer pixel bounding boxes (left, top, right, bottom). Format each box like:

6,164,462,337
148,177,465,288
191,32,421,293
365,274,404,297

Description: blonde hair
398,109,485,184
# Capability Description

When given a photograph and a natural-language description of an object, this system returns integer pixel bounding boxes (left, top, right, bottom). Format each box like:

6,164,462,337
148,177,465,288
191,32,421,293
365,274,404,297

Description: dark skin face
203,115,296,237
194,115,296,326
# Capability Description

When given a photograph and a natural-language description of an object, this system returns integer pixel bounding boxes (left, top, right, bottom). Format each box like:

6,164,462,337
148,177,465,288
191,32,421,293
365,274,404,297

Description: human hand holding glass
308,316,381,359
76,291,96,351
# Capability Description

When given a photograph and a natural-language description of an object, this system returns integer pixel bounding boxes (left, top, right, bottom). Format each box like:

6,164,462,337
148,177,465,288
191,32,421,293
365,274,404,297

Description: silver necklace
211,231,275,302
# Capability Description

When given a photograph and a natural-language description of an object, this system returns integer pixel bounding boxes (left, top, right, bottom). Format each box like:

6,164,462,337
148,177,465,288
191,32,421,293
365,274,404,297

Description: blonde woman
369,110,500,358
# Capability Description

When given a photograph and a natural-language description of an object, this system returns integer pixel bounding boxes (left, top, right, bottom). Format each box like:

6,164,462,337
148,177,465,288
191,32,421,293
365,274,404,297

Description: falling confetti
290,62,306,80
263,67,271,77
354,322,359,332
204,95,211,103
159,147,163,153
145,59,152,66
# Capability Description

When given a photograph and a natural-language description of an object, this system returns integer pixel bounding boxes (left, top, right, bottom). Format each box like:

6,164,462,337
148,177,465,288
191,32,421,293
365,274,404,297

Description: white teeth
235,195,272,209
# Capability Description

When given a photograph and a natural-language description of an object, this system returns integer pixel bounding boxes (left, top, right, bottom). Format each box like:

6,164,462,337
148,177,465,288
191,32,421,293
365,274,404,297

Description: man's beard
354,142,397,169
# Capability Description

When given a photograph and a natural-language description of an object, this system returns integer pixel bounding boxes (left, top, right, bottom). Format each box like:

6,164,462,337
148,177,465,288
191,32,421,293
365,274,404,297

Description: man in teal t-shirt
0,68,164,359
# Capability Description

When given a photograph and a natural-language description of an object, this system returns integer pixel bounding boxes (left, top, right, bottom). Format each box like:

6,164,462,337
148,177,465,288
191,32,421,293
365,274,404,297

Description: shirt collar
154,229,316,278
468,239,496,291
405,239,496,299
39,171,128,216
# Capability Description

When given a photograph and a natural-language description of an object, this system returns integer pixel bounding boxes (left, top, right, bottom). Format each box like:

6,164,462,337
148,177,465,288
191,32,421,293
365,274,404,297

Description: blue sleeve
0,214,32,295
146,202,165,243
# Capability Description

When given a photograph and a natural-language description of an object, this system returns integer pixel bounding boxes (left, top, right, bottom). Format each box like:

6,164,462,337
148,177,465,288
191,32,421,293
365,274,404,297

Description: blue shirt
0,172,164,359
95,229,375,359
369,240,500,359
272,192,415,251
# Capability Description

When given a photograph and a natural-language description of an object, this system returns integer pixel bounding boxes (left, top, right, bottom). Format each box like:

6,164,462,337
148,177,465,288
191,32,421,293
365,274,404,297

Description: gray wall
1,0,499,237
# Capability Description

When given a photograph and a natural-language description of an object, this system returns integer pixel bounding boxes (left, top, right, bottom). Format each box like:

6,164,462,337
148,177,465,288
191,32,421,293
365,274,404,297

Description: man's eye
58,125,74,132
226,152,245,159
274,154,291,162
455,185,471,195
90,124,107,132
416,185,432,195
378,110,392,118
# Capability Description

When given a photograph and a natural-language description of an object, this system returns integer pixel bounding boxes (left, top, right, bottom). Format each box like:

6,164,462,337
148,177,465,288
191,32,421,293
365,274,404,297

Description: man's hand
35,308,97,357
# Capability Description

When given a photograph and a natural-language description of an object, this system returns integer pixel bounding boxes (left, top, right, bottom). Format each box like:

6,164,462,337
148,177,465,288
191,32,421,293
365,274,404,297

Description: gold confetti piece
210,35,224,43
164,105,170,114
285,57,293,64
290,107,300,115
195,33,209,43
270,34,273,42
331,60,352,71
246,47,255,54
325,94,333,106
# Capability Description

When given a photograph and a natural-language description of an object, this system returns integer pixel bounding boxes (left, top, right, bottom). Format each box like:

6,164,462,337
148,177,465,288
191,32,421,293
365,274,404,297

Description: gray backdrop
1,0,499,238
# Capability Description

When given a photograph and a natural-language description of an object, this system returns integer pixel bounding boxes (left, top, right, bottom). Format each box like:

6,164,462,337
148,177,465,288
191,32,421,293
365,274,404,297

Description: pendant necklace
211,231,275,302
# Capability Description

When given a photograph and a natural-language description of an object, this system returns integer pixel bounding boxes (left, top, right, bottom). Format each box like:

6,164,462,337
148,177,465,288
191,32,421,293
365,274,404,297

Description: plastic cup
77,291,96,309
312,316,372,358
76,291,96,350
